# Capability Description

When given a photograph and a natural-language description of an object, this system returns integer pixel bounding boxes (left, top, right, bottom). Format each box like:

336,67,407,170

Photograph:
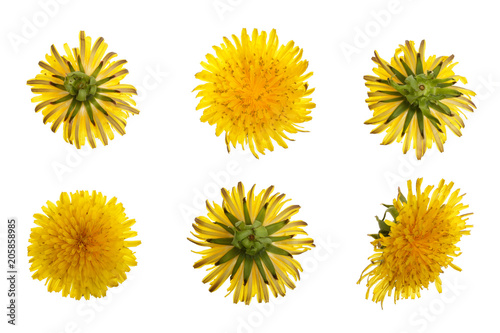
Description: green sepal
260,251,277,280
265,219,289,235
243,255,253,285
421,107,443,133
241,238,251,249
266,244,292,257
215,247,241,266
252,220,262,229
432,77,457,85
254,225,269,238
77,55,85,72
378,90,403,96
223,207,240,227
430,101,452,116
83,100,95,126
243,198,252,225
255,203,268,224
398,189,407,203
91,61,103,78
369,190,407,239
436,81,456,88
269,235,294,242
416,53,424,75
381,97,405,103
401,106,416,136
387,207,398,219
234,220,245,230
400,58,415,77
96,88,119,93
385,101,410,124
234,229,253,243
94,93,116,104
213,222,234,235
53,74,65,82
388,65,407,83
259,237,273,246
430,63,442,78
207,238,233,245
66,61,75,73
434,87,462,99
381,205,398,220
245,241,265,256
89,96,109,116
68,101,82,122
416,108,424,137
253,255,269,284
76,88,88,101
230,253,245,280
387,78,410,96
95,75,114,86
52,94,73,105
376,215,391,234
64,98,78,121
49,82,66,90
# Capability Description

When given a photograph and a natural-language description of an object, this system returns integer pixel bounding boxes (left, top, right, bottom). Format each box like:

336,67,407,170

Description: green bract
369,190,407,240
206,201,293,285
46,54,121,126
64,71,97,102
384,56,462,137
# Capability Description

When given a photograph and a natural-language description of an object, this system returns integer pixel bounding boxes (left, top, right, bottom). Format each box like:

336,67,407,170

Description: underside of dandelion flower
194,28,315,158
27,31,139,148
358,178,472,307
188,182,314,304
28,191,141,300
364,40,476,159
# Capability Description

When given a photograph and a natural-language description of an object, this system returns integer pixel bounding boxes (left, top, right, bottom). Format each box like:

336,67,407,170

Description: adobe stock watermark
179,147,266,225
51,65,169,182
234,235,340,333
340,0,405,64
398,277,467,333
134,65,169,103
6,0,72,54
473,74,500,102
212,0,245,21
179,159,244,225
384,150,434,190
48,274,136,333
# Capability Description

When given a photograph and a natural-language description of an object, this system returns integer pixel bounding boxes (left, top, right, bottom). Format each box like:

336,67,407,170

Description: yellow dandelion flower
194,28,315,158
27,31,139,148
28,191,141,300
364,40,476,159
357,178,472,307
188,182,314,304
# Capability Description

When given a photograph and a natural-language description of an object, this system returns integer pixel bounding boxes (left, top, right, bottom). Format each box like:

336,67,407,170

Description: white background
0,0,498,332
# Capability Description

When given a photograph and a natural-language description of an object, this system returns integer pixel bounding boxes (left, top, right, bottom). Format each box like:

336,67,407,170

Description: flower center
388,72,461,109
232,220,272,256
241,80,269,108
400,74,440,106
64,71,97,102
75,230,91,249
